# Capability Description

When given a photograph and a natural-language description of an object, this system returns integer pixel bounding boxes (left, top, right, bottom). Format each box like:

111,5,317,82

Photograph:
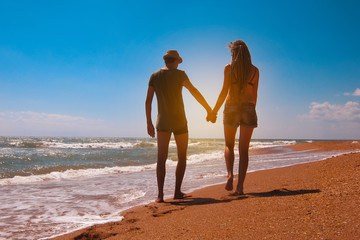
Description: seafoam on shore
0,137,358,239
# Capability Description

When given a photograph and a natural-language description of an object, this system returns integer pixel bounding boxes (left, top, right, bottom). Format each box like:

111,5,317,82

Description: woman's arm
212,65,231,114
145,86,155,138
183,80,212,114
253,67,259,106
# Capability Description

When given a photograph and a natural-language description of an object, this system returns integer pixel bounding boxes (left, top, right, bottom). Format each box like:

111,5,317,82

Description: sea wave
114,189,147,205
250,140,296,149
3,137,299,150
187,151,223,164
0,149,224,185
41,141,138,149
7,140,157,150
0,163,157,186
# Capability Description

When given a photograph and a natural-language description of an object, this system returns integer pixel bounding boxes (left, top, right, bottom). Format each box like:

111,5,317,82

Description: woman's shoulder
224,64,231,74
252,65,259,73
251,65,259,83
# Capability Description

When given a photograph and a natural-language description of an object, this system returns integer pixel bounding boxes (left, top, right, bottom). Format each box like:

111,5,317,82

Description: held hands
206,110,217,123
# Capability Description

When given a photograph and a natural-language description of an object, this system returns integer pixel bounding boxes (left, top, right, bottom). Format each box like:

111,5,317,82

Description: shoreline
51,140,360,240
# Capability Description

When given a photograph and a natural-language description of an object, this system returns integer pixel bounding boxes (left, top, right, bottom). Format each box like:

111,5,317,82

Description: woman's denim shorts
223,102,258,128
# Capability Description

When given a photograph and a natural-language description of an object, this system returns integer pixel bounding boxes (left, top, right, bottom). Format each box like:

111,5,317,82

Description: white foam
0,149,223,186
187,151,223,164
188,142,201,147
250,140,296,149
115,190,146,204
6,138,157,149
195,171,224,179
1,147,359,240
41,141,137,149
0,163,157,186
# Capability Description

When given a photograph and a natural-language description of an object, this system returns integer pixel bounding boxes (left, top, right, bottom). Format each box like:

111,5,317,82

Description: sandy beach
51,141,360,240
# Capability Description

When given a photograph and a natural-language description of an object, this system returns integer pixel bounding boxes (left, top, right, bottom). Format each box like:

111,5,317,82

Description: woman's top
226,65,258,105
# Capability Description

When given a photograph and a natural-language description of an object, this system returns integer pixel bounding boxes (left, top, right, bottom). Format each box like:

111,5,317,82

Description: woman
209,40,259,195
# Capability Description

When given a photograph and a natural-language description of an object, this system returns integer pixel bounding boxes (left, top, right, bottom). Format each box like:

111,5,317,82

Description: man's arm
145,86,155,138
183,79,212,114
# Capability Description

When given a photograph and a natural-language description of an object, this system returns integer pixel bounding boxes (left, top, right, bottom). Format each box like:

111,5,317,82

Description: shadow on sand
247,188,321,197
168,196,241,206
168,188,321,206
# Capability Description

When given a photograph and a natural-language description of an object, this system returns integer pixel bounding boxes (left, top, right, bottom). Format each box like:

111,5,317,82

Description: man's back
149,68,188,130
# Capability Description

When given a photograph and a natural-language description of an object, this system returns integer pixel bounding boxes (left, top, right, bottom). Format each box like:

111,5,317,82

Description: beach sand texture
52,141,360,240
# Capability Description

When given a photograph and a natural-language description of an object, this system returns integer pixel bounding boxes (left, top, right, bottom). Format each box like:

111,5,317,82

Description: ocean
0,137,355,240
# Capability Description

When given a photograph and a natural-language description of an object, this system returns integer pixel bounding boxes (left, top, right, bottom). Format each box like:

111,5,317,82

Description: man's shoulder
151,69,162,77
174,68,185,72
174,69,188,79
175,69,186,75
150,68,187,81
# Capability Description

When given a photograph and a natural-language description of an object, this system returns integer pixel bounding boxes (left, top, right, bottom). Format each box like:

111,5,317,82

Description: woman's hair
228,40,252,96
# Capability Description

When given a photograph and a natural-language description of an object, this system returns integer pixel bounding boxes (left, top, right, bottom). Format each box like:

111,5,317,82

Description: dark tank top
148,69,188,130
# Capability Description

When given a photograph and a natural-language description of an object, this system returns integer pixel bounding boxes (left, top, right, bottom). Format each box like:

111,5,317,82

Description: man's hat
163,50,183,63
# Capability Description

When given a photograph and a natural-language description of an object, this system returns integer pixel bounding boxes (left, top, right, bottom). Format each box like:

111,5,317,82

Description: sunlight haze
0,0,359,139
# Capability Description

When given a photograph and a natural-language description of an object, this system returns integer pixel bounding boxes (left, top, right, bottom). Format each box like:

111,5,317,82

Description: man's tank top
148,68,188,129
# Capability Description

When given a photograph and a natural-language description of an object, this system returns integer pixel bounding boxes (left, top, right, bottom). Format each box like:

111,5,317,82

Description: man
145,50,213,202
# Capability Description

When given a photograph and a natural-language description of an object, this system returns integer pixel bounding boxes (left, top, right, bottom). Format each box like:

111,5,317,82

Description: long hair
229,40,252,96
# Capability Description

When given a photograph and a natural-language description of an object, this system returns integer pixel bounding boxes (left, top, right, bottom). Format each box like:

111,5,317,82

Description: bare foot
174,192,192,200
156,193,164,203
231,190,245,196
155,197,164,203
225,177,233,191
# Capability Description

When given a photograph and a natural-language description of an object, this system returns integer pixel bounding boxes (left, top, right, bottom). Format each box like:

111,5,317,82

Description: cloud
344,88,360,96
300,101,360,121
0,111,86,122
0,111,110,136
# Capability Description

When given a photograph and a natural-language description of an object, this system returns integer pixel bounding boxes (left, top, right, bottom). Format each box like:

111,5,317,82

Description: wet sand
51,141,360,240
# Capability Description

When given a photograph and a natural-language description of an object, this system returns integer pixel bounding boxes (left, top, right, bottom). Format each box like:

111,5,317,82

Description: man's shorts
156,122,188,135
223,102,258,128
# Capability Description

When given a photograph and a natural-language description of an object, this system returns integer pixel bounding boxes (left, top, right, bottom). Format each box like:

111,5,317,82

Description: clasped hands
206,110,217,123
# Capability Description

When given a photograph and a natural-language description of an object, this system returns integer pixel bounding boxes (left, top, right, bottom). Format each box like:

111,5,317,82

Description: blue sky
0,0,359,139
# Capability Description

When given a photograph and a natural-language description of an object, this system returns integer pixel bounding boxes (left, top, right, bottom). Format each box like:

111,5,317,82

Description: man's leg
173,132,189,199
224,125,237,191
156,131,171,202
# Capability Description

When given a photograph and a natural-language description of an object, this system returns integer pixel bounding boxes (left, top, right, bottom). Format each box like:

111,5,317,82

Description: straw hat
163,50,183,63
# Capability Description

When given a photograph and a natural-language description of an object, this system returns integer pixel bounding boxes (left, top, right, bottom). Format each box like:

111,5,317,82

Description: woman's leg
224,125,238,191
173,132,189,199
235,126,254,195
156,131,172,202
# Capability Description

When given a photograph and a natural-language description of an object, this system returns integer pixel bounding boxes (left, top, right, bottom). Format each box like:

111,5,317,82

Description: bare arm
253,68,259,106
183,79,212,114
212,65,231,114
145,86,155,138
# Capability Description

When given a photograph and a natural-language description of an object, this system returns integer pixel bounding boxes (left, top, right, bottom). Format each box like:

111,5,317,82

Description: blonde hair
228,40,252,96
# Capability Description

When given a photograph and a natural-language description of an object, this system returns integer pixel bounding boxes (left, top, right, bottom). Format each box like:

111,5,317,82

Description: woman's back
226,64,259,105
